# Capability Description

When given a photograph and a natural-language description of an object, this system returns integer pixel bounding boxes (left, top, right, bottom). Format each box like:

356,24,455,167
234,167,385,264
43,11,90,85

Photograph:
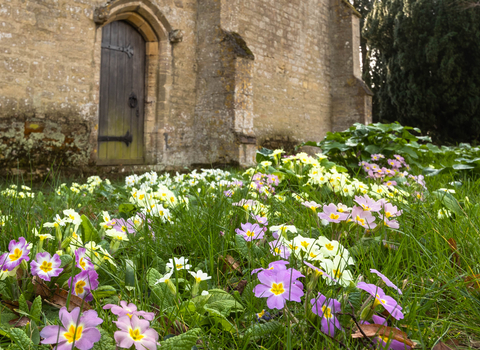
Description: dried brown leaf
9,316,30,327
464,274,480,291
351,324,415,348
33,276,52,298
219,255,242,274
432,341,454,350
447,238,460,266
43,286,91,312
2,300,33,314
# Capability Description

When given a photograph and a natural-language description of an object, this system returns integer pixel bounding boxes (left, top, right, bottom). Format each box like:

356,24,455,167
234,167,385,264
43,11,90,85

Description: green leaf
160,328,202,350
146,268,176,309
29,296,42,323
348,291,362,310
118,203,137,217
91,328,116,350
364,144,381,154
202,306,235,331
18,294,29,314
452,163,474,170
6,328,34,350
399,146,418,159
25,320,40,345
81,214,99,243
243,321,283,341
59,254,73,268
206,299,244,316
256,148,274,163
433,190,463,216
234,235,249,259
92,285,117,299
125,259,136,290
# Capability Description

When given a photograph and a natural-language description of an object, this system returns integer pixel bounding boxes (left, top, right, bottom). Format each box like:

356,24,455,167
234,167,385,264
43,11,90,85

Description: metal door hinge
101,43,134,58
98,131,133,147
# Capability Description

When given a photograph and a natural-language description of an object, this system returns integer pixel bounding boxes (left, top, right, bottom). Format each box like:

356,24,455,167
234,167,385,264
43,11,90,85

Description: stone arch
91,0,174,165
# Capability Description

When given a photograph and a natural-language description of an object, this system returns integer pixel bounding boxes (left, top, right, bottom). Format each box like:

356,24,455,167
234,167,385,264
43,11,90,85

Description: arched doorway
97,20,146,165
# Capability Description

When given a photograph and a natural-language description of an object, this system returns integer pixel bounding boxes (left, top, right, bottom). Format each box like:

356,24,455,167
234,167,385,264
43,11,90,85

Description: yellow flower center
325,243,335,251
332,269,342,278
129,328,144,341
139,194,145,200
322,305,333,319
385,212,392,218
9,248,23,261
288,244,298,250
69,215,75,220
246,230,255,237
270,282,285,296
121,226,126,232
329,213,339,220
373,294,387,307
355,215,366,225
54,222,59,228
361,204,370,211
274,248,281,254
176,264,183,269
75,280,86,295
256,309,265,318
378,335,391,343
195,277,202,283
309,252,318,258
79,258,86,270
40,260,53,273
64,324,83,343
301,241,310,248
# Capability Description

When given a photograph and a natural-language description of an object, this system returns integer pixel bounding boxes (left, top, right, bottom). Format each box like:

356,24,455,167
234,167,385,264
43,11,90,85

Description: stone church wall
0,0,371,172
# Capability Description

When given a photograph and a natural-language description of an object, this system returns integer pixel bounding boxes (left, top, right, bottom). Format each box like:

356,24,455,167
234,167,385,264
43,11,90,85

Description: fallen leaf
464,274,480,291
33,276,52,298
9,316,30,327
351,324,415,348
44,287,91,312
2,300,33,314
233,279,248,294
432,341,454,350
447,238,460,266
219,255,242,274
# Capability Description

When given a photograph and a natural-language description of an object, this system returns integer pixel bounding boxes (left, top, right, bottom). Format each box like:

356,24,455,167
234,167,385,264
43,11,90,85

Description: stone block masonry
0,0,371,172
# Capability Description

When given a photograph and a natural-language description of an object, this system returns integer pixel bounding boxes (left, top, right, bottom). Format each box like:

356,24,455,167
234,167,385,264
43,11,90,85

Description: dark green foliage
363,0,480,143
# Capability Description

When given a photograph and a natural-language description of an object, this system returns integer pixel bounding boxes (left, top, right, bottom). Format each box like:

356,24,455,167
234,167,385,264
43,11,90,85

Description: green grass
0,155,480,350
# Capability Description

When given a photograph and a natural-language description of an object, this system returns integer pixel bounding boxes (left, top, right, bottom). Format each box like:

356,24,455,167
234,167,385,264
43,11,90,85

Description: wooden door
98,20,145,165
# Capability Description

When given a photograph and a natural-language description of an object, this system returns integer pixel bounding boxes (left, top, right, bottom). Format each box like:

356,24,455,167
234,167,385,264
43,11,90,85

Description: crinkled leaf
6,327,34,350
146,268,176,309
160,327,201,350
59,254,73,268
243,321,283,341
202,306,235,331
91,328,116,350
17,294,29,314
29,296,42,323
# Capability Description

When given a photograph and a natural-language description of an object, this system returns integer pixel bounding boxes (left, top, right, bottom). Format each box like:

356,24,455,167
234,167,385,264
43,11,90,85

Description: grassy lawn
0,123,480,349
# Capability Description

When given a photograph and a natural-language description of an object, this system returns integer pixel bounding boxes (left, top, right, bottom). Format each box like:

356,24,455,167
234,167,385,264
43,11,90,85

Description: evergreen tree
364,0,480,143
